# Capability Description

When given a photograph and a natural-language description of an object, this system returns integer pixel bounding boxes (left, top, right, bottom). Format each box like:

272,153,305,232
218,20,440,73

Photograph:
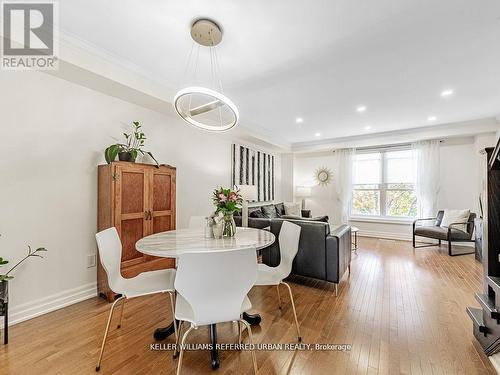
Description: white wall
280,153,294,202
294,152,338,219
293,135,497,240
0,69,282,325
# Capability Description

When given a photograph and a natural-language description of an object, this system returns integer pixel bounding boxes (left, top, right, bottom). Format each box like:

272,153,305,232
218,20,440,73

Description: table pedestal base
153,312,262,370
153,322,176,341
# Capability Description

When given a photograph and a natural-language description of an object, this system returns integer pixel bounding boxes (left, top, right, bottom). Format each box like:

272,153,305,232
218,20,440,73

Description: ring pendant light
174,19,238,132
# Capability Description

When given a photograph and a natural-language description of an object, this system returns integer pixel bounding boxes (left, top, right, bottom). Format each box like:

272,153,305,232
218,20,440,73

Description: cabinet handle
148,210,153,221
144,211,149,220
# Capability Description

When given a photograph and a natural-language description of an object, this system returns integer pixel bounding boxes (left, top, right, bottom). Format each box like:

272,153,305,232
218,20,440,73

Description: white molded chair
95,228,177,372
254,220,302,341
174,247,258,375
188,216,206,229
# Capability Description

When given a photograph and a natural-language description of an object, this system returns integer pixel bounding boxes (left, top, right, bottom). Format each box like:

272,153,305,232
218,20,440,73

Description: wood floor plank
0,237,495,374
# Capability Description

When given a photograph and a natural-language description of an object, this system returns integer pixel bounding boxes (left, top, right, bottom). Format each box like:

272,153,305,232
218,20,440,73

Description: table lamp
295,186,312,210
237,185,258,227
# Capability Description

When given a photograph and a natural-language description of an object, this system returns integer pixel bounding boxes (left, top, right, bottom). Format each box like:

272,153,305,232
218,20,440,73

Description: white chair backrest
278,221,302,277
188,216,206,229
95,227,124,293
175,247,257,326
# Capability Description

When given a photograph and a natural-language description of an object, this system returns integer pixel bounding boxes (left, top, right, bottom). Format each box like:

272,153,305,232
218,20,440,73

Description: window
351,149,417,219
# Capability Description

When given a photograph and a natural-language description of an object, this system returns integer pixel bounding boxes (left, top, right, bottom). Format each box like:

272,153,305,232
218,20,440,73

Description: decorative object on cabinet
231,144,275,202
314,166,332,186
97,161,176,301
104,121,159,166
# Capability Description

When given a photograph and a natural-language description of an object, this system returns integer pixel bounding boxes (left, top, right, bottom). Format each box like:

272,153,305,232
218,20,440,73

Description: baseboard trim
0,282,97,328
357,229,475,248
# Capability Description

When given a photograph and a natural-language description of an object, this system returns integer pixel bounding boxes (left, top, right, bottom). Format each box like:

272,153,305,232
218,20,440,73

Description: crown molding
291,117,499,153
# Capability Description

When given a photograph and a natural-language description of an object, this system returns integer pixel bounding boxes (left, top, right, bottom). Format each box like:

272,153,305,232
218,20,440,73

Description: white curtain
412,140,440,218
333,148,355,224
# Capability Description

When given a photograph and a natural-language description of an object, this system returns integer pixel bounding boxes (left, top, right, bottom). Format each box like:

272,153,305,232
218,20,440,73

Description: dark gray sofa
235,203,351,295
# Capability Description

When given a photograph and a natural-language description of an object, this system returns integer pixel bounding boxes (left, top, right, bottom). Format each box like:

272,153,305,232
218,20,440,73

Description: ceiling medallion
314,167,333,186
174,19,238,132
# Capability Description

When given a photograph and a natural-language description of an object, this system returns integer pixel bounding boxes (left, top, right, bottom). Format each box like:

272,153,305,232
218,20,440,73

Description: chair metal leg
239,319,258,375
96,296,125,372
117,298,126,329
176,324,195,375
238,320,242,346
281,281,301,342
168,292,178,341
335,283,338,297
174,321,184,359
276,284,282,309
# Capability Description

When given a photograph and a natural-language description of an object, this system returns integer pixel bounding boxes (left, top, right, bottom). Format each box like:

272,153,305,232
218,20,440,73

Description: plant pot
118,151,136,162
0,280,8,303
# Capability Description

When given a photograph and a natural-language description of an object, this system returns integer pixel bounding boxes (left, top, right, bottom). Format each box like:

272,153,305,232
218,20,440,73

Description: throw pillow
249,207,265,218
440,209,470,232
275,203,285,217
284,202,301,216
261,205,278,218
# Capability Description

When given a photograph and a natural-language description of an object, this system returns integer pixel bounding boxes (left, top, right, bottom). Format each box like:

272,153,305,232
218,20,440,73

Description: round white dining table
136,226,275,257
135,226,275,370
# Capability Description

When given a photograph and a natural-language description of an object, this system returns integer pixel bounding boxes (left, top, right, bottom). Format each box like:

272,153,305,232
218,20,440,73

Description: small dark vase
0,280,7,301
118,151,136,162
0,280,8,344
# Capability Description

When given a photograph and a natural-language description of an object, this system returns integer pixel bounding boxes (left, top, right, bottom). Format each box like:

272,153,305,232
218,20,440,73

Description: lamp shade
295,186,312,197
237,185,258,201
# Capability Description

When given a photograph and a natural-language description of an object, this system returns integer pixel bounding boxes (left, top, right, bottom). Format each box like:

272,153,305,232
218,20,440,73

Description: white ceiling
59,0,500,146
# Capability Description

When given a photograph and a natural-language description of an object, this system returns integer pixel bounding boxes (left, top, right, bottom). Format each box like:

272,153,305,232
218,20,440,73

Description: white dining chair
94,227,177,372
188,216,206,229
254,220,302,341
173,247,258,375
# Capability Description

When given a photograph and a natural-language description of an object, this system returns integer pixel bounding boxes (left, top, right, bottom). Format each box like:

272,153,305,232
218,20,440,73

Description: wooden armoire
97,161,176,301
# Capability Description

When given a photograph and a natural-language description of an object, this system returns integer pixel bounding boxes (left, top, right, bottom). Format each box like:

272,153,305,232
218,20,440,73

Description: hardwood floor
0,237,495,374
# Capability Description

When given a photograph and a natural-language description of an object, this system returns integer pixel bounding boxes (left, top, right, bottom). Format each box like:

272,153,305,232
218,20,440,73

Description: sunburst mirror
314,167,332,186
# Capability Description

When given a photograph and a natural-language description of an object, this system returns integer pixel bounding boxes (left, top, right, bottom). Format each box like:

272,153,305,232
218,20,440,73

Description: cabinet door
114,164,148,268
148,167,176,235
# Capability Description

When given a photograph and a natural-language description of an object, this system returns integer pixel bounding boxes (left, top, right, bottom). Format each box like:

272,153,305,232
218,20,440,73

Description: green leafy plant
0,246,47,282
104,121,159,166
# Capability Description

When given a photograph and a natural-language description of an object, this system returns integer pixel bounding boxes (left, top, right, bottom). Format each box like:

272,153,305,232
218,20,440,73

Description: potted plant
1,246,47,344
104,121,159,166
1,245,48,284
212,187,242,237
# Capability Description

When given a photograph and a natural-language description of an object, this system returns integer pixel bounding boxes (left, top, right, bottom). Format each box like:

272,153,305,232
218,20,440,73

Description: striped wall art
231,144,275,202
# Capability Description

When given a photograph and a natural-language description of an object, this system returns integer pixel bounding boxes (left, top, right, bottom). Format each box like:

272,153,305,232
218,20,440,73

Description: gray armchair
412,210,476,256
